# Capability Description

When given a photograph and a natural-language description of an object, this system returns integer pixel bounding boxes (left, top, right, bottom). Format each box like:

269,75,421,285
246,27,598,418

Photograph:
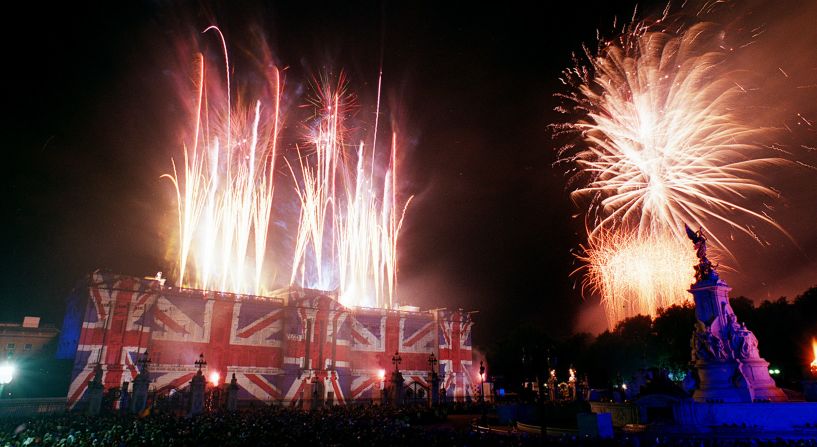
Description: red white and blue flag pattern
67,273,476,408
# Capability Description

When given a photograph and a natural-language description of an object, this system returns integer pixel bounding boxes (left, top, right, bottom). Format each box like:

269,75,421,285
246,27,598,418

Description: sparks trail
163,27,282,296
289,73,412,309
164,31,412,308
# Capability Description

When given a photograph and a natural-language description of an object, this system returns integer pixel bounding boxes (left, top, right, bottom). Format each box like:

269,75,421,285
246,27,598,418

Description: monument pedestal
692,361,749,403
189,371,205,416
672,228,808,434
119,381,130,414
688,276,786,403
86,364,104,416
86,382,104,416
130,374,149,414
803,380,817,402
226,373,239,411
430,373,440,406
390,371,404,406
738,359,787,402
309,377,325,410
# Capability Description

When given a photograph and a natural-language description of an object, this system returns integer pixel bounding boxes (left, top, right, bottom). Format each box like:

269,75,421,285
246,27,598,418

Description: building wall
0,323,59,359
56,280,88,360
67,272,475,408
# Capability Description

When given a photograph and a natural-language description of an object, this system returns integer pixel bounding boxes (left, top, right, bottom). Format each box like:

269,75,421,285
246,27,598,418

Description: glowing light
209,371,221,386
0,363,14,385
556,17,790,327
164,27,281,296
377,369,386,380
810,338,817,373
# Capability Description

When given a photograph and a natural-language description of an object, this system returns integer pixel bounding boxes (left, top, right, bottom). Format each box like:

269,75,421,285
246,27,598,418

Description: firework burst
578,230,697,328
556,15,790,326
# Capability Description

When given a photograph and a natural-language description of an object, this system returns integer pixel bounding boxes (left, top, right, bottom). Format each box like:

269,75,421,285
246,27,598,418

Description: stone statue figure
691,325,710,361
685,224,718,281
691,322,727,361
732,323,760,360
691,325,704,361
708,331,728,361
727,313,741,335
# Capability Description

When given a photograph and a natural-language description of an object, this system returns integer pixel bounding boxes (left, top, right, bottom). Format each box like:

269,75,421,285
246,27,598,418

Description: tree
653,304,696,371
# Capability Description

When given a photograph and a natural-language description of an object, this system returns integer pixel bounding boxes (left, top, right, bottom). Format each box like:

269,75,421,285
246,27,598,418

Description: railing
588,401,639,427
0,398,67,417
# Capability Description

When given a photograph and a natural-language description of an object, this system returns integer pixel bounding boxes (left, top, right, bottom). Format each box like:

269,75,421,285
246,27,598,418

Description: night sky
2,1,817,343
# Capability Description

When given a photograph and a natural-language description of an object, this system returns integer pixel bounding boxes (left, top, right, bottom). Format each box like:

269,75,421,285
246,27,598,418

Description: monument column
86,363,104,416
119,381,130,414
428,353,439,406
390,351,404,406
226,373,239,411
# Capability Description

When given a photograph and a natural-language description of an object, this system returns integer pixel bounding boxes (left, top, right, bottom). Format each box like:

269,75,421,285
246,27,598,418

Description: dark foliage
484,286,817,391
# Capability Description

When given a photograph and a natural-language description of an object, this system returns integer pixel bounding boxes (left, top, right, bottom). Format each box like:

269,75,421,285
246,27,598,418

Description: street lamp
478,360,487,425
428,353,439,406
195,353,207,373
0,361,14,399
391,351,402,372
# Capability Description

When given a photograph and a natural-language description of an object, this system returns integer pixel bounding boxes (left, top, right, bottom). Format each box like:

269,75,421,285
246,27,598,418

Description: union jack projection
66,272,476,409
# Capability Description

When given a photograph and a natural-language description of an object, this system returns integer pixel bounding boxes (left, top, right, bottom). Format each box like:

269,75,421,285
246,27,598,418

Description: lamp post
189,353,206,415
195,353,207,372
391,351,403,406
131,351,151,414
377,369,386,404
479,360,485,403
479,360,486,425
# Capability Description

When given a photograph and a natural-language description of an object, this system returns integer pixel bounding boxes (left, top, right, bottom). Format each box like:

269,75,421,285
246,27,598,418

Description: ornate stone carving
691,323,728,362
686,224,786,402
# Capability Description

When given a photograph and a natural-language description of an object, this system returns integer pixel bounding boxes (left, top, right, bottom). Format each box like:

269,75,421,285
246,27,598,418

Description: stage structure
63,271,476,409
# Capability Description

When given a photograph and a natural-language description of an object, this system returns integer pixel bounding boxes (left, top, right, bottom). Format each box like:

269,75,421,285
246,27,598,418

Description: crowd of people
0,404,520,447
0,403,815,447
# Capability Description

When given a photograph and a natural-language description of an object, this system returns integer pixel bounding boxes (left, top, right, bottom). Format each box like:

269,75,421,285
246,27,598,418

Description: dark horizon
2,0,817,345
